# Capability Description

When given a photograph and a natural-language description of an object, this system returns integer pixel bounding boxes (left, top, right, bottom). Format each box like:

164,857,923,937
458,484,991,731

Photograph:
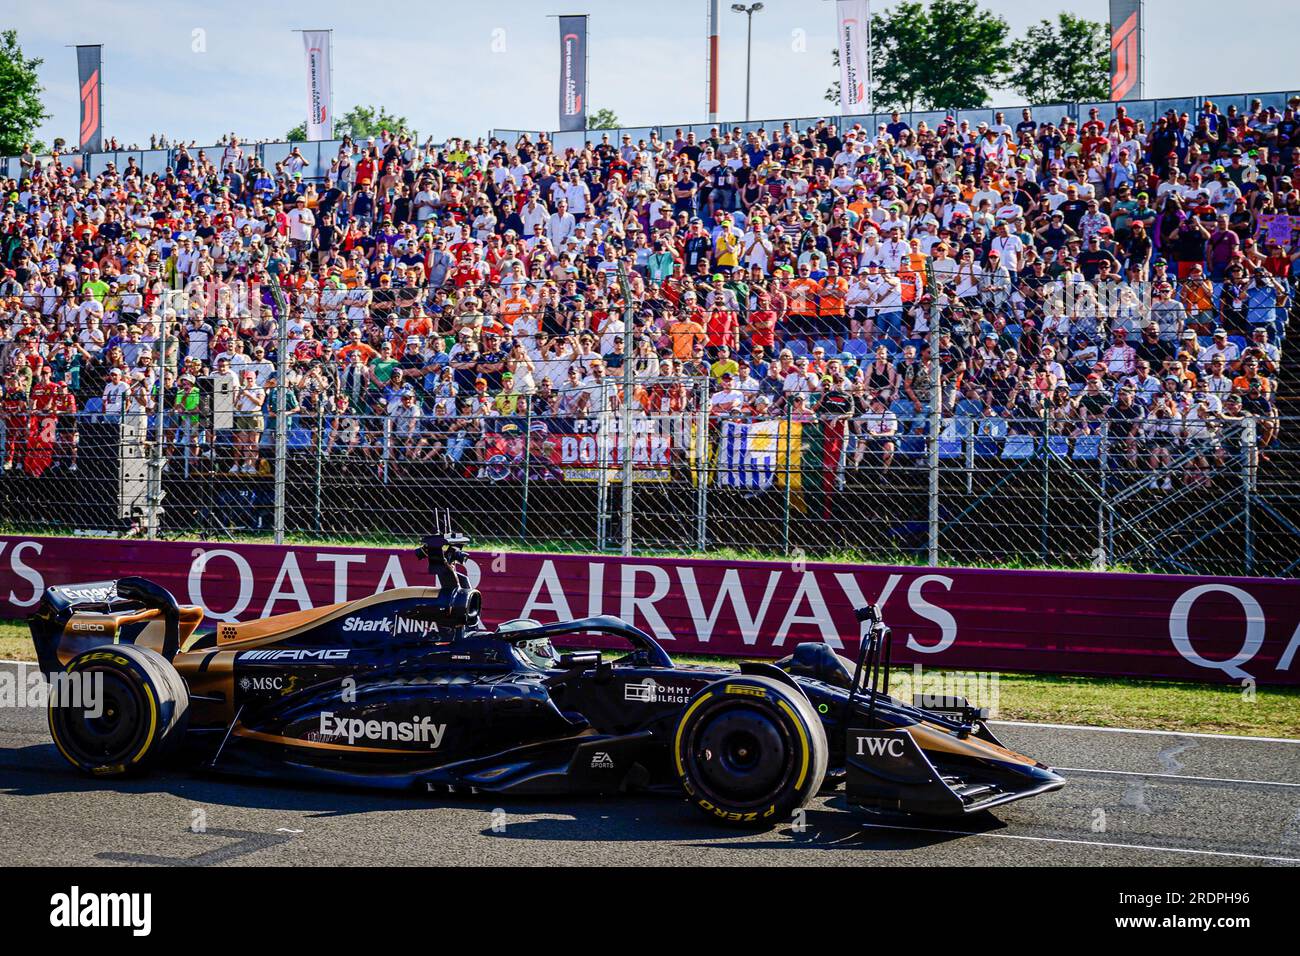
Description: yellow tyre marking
47,703,80,768
131,683,159,764
776,699,810,790
673,692,714,776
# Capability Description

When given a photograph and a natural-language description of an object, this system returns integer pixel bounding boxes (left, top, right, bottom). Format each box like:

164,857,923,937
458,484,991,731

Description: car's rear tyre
673,675,827,827
49,644,189,776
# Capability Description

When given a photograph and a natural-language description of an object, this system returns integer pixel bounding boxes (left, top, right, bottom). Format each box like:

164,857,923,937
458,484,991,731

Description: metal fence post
1100,421,1112,567
1243,415,1257,575
596,380,610,551
521,399,532,543
782,402,792,554
617,267,635,557
313,401,324,535
1040,401,1050,563
268,279,289,545
927,294,941,566
695,381,708,552
145,293,171,539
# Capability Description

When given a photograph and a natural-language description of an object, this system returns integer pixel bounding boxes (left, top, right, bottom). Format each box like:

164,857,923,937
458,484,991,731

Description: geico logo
855,735,907,758
724,685,767,698
237,649,349,662
70,621,107,632
318,711,446,748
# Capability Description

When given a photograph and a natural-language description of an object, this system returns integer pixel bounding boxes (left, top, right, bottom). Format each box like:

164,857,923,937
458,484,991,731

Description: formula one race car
30,522,1064,825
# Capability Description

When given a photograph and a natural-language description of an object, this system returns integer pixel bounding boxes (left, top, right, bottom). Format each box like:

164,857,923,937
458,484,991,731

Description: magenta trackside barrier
0,536,1295,685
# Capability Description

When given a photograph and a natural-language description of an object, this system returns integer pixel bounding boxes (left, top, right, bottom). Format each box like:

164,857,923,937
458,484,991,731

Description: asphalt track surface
1,661,1297,867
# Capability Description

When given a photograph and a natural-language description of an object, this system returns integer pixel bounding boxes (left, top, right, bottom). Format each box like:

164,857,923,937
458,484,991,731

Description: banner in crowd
2,536,1296,685
1109,0,1143,101
557,15,588,132
1257,213,1298,249
480,415,672,482
301,30,333,141
717,419,799,490
835,0,870,116
75,45,103,154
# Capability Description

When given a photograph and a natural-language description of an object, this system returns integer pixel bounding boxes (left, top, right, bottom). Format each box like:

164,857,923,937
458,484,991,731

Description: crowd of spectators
0,95,1294,486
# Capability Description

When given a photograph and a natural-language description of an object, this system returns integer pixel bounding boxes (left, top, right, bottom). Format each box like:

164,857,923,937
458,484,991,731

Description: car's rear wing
30,577,186,675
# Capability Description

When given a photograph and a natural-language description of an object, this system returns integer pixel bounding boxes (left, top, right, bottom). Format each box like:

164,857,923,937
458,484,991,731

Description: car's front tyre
673,675,827,827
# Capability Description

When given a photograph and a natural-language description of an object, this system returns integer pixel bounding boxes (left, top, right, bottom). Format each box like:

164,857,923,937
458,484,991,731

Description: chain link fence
0,285,1292,577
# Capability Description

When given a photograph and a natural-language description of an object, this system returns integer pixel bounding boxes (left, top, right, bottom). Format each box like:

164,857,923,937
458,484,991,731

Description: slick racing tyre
49,644,190,777
673,675,827,827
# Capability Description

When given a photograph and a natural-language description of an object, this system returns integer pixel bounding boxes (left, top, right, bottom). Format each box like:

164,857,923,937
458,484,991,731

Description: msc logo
238,675,284,693
854,735,908,758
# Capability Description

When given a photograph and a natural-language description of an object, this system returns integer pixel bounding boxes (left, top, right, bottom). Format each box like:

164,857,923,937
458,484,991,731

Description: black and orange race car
29,524,1064,825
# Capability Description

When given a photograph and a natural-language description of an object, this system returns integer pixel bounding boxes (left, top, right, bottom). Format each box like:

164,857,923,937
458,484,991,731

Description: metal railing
490,88,1300,151
6,87,1300,182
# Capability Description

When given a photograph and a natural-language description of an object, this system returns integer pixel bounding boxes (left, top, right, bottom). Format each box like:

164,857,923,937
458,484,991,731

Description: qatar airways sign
1,537,1296,685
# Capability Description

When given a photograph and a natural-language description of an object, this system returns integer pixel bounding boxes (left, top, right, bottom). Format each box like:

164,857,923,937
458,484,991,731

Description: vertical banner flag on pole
1109,0,1143,101
76,45,103,153
302,30,333,140
836,0,869,116
558,15,588,132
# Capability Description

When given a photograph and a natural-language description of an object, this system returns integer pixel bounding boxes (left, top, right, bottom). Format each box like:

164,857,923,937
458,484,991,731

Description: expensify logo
50,886,151,936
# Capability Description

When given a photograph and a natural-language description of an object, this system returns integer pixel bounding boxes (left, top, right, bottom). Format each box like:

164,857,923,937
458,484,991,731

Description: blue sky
13,0,1300,147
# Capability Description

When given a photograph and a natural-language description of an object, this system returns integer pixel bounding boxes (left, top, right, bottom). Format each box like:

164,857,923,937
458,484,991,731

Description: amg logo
238,649,349,662
624,678,693,704
50,886,151,936
319,711,446,748
855,736,907,758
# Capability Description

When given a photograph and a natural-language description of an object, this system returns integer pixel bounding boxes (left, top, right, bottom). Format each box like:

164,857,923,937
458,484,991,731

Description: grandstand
0,92,1295,575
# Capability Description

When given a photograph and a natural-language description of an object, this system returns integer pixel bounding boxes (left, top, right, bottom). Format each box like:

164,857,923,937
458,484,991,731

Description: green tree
285,104,412,142
0,30,50,156
586,108,621,130
1007,14,1109,104
825,0,1009,112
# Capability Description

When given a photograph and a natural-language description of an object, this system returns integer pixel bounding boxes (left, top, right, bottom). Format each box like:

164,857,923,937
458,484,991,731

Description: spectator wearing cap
1198,328,1239,370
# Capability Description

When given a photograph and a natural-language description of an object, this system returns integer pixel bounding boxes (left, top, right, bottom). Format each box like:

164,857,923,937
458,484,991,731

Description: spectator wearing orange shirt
784,263,821,340
816,260,848,339
667,299,707,359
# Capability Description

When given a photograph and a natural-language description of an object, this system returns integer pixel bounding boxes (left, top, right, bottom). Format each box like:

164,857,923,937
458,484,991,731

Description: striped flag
716,420,801,490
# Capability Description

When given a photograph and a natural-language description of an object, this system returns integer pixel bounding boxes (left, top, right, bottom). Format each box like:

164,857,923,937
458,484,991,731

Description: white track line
991,719,1300,745
853,821,1300,865
1057,766,1300,789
